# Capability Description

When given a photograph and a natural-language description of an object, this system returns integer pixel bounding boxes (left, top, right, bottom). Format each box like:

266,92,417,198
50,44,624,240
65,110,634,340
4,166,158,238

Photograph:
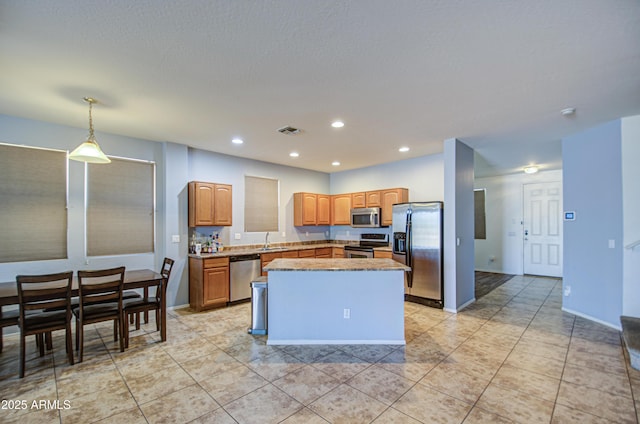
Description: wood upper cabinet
381,188,408,226
213,184,233,226
331,194,351,225
351,192,366,208
294,192,317,226
317,195,331,225
365,190,381,207
188,181,233,227
189,256,229,311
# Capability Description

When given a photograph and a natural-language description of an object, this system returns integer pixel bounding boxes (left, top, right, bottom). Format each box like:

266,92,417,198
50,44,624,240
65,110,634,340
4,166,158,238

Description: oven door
344,247,374,259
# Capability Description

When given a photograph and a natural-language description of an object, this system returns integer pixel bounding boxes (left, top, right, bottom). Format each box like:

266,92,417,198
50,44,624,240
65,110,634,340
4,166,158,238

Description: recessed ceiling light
232,138,243,144
332,161,341,166
399,146,410,152
561,107,576,116
289,152,299,158
524,165,539,174
331,121,345,128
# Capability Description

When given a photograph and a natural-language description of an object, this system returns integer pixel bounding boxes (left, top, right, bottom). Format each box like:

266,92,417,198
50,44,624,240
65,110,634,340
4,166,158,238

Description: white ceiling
1,1,639,177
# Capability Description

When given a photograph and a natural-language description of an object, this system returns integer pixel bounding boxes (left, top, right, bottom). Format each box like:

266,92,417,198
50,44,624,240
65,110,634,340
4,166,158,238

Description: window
87,157,155,256
244,176,279,232
0,143,67,263
474,188,487,240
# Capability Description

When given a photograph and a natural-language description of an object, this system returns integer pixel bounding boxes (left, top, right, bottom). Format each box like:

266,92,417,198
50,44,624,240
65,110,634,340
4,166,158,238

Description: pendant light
69,97,111,164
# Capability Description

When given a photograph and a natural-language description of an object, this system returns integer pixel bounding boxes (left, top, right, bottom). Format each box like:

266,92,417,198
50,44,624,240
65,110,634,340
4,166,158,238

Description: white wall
474,169,563,274
622,115,640,317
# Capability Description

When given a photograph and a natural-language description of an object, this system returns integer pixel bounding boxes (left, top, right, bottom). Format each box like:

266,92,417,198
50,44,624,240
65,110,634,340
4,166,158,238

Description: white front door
523,182,563,277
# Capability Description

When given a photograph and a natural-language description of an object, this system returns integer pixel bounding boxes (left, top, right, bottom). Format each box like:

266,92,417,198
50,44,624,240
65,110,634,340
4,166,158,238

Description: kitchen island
263,258,410,345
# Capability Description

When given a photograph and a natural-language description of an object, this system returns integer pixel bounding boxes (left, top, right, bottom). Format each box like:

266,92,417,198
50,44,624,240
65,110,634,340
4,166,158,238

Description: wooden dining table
0,269,167,342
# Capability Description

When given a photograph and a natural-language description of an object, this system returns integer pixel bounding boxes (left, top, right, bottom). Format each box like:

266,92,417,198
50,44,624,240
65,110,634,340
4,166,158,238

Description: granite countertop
263,258,410,272
187,241,380,259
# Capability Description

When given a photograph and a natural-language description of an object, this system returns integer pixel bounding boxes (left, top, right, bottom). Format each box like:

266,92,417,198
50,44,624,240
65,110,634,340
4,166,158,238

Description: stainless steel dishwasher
229,254,261,302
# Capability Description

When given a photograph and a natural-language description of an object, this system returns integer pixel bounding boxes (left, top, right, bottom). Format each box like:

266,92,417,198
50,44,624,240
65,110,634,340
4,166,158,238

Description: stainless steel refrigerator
392,202,444,308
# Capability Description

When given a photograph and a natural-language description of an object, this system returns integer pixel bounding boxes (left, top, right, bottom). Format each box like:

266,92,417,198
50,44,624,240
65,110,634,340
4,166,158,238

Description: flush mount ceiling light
289,152,299,158
398,146,410,153
524,165,539,174
561,107,576,116
232,138,244,144
69,97,111,164
331,121,344,128
332,161,341,166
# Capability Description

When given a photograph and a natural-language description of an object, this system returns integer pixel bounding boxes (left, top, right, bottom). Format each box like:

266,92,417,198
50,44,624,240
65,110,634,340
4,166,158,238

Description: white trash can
248,277,267,335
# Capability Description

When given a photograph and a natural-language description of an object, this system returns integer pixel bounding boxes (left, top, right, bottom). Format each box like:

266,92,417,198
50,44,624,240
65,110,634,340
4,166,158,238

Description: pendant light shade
69,97,111,164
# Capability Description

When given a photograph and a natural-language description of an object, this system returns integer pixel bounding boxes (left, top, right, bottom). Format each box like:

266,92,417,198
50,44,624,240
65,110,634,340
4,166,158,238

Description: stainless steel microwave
350,207,382,227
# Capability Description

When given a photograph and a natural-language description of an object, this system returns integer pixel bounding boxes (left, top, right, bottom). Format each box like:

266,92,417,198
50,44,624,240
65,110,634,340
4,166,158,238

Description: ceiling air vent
277,126,301,135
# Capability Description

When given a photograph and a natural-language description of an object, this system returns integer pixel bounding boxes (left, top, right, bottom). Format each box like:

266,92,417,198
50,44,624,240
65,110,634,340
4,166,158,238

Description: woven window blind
0,144,67,263
87,158,154,256
244,176,279,232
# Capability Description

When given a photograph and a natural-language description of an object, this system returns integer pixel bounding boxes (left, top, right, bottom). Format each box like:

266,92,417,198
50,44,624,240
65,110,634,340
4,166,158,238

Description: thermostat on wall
564,211,576,221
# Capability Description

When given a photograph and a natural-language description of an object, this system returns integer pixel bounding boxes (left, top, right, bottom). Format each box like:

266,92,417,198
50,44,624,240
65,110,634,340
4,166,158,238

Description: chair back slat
156,258,175,302
77,267,125,310
16,271,73,324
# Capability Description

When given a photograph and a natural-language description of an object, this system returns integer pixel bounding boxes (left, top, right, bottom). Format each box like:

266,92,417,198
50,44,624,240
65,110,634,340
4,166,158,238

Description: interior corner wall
622,115,640,317
443,138,475,312
562,119,623,328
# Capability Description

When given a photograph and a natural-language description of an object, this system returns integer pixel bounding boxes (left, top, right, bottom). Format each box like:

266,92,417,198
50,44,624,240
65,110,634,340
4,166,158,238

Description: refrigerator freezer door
392,203,412,294
408,203,443,301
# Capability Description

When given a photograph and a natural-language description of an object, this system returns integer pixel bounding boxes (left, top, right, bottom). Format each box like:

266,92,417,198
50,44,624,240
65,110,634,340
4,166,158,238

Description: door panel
523,182,563,277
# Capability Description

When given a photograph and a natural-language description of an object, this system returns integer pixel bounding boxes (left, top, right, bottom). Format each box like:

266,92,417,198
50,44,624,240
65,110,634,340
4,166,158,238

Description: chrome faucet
264,232,270,249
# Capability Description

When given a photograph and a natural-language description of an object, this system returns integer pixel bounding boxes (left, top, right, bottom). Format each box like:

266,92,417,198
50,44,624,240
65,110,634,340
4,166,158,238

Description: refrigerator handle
406,210,413,288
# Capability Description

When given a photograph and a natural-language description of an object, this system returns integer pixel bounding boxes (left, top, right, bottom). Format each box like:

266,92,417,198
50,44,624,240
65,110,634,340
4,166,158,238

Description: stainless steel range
343,233,389,258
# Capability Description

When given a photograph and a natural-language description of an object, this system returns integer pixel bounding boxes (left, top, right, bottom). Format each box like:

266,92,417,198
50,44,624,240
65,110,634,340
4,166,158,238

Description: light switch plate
171,235,180,243
235,233,241,240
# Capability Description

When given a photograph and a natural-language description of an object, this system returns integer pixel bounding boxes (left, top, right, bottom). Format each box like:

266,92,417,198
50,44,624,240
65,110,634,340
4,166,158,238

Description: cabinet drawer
298,249,315,258
281,250,299,258
315,248,332,257
203,257,230,268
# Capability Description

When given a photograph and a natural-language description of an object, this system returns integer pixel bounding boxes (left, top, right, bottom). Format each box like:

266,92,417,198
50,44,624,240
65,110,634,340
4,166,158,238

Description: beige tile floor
1,275,638,423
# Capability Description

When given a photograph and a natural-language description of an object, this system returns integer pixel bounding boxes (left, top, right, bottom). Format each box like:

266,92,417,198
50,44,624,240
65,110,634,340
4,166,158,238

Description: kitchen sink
259,246,288,251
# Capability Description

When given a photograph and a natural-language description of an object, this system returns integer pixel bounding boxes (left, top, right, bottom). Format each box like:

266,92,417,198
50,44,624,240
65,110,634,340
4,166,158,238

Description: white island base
264,258,409,345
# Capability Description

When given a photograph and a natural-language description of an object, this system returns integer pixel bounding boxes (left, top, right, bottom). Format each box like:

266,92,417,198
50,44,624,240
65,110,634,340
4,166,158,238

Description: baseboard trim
562,307,621,331
444,297,476,314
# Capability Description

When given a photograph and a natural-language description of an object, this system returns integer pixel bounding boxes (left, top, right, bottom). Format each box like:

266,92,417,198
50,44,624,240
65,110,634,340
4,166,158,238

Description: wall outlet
343,308,350,319
564,286,571,297
234,233,241,240
281,232,286,238
609,239,615,249
171,235,180,243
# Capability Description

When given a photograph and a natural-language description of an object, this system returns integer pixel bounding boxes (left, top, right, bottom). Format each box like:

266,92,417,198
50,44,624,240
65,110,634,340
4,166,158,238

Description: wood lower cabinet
315,247,332,258
332,247,345,258
373,250,393,259
188,181,233,227
281,250,299,258
260,252,282,276
331,194,351,225
298,249,315,258
189,256,229,311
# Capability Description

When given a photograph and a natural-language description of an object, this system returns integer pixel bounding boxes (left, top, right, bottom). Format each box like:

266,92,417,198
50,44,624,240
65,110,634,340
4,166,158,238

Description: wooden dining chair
16,271,74,378
73,266,125,362
123,258,174,348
